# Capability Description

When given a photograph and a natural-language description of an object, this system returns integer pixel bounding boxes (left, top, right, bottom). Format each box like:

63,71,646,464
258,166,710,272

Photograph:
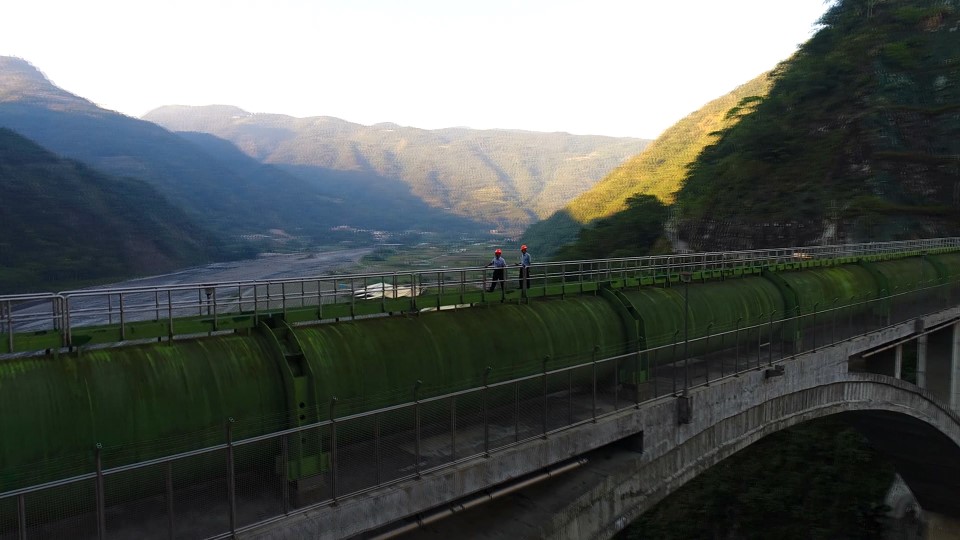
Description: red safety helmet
521,245,527,251
495,249,502,255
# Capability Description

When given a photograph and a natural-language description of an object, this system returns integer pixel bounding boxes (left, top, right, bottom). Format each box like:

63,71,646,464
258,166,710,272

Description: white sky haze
0,0,833,139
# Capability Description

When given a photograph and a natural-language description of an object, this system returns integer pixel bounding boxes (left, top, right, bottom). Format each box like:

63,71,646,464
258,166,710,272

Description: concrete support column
918,334,928,390
895,344,903,380
951,322,960,411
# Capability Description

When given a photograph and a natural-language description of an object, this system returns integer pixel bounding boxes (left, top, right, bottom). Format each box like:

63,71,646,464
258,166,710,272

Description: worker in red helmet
516,244,531,293
485,248,507,293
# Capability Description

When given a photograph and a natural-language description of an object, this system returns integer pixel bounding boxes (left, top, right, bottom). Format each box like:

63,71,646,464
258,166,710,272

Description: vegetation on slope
676,0,960,250
0,128,224,293
523,74,772,257
553,195,669,260
606,1,959,536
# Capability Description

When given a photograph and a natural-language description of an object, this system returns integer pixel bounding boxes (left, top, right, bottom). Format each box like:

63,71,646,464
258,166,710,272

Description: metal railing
2,237,958,355
2,278,957,540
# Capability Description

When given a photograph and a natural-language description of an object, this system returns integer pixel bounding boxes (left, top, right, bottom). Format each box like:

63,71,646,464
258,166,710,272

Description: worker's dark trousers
488,269,505,292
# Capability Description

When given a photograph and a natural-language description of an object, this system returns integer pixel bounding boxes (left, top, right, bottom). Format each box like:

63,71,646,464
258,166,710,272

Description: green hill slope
0,128,221,293
676,0,960,250
524,74,773,256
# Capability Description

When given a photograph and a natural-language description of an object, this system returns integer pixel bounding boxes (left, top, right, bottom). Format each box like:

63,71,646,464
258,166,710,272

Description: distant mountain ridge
0,56,101,112
0,56,488,247
143,105,650,233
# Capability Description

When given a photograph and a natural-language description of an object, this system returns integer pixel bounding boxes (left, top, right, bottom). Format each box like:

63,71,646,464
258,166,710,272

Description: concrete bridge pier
868,344,904,379
920,322,960,540
873,321,960,539
915,321,960,410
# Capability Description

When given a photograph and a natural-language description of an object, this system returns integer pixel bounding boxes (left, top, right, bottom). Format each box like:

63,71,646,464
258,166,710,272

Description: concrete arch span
548,365,960,539
643,375,960,523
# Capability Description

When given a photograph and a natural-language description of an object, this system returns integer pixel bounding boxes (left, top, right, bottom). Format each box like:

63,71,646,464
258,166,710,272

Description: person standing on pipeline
517,244,531,294
486,248,507,293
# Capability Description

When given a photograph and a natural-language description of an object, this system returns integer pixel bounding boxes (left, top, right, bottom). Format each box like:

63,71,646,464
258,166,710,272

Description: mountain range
0,55,649,291
142,105,649,233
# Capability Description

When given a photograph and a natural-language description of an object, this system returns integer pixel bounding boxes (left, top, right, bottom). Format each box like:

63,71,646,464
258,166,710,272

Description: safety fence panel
19,479,97,540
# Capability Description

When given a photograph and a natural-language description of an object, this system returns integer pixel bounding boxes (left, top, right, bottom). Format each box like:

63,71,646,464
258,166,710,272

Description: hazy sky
1,0,833,139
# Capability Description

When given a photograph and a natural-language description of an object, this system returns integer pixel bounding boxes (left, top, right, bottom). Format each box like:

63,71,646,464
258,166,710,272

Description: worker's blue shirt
491,256,507,268
519,252,531,267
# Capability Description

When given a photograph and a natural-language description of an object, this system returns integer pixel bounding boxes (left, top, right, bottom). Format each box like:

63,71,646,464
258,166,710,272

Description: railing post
635,351,642,408
17,493,26,540
756,313,763,370
613,355,620,410
279,434,290,515
812,302,819,350
212,287,219,331
542,356,549,437
375,412,382,485
450,395,457,461
768,312,775,365
253,283,260,322
733,316,742,377
167,290,174,338
482,367,491,457
329,397,339,502
561,262,567,299
414,380,422,478
119,293,126,341
226,418,236,537
165,461,175,539
795,305,802,353
411,272,418,311
5,300,14,353
514,381,520,442
832,297,839,344
95,443,106,540
671,329,680,395
704,322,713,385
592,346,599,422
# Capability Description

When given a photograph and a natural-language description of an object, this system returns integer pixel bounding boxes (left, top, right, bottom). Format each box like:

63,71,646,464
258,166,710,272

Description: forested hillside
144,105,649,234
522,74,772,257
0,128,222,293
555,0,959,537
676,0,960,250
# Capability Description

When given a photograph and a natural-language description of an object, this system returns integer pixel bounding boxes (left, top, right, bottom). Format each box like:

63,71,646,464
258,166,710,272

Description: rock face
675,0,960,251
